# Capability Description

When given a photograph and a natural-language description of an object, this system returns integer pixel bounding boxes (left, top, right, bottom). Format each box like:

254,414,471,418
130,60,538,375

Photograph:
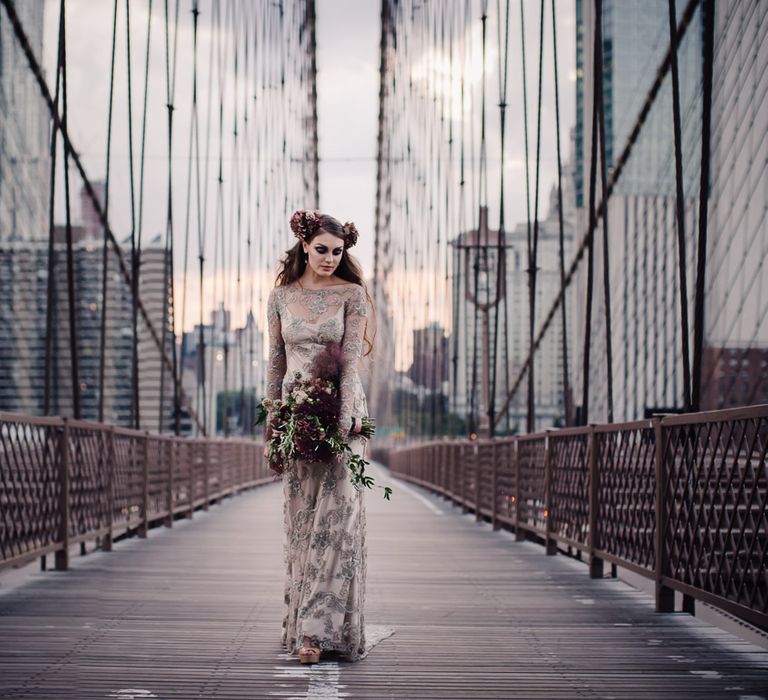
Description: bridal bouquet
257,342,392,500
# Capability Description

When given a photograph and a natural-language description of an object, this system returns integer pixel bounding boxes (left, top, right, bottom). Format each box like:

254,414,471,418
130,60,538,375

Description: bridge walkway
1,463,766,699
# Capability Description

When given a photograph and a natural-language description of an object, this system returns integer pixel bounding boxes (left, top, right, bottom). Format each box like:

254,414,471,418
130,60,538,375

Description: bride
264,209,375,664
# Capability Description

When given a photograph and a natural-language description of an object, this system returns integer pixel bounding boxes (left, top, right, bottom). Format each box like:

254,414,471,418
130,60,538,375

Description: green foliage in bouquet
256,365,391,500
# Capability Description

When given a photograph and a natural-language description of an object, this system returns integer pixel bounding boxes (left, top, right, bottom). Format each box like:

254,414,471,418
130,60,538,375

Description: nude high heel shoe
298,644,321,664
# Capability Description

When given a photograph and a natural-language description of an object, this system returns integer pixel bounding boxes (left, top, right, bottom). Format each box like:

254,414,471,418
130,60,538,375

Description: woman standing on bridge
264,209,374,665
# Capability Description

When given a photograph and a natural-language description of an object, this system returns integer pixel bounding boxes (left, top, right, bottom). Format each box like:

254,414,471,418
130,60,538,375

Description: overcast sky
316,0,380,274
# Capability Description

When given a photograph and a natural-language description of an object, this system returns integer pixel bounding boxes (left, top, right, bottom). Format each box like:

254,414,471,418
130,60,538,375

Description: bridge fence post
187,441,195,519
491,440,498,531
450,444,457,503
588,425,604,578
55,417,70,571
203,440,210,511
514,438,524,541
462,443,469,513
445,442,451,497
218,441,225,504
103,426,115,551
475,441,481,521
545,431,557,555
165,437,174,528
654,417,674,612
431,442,436,491
139,431,149,538
438,443,444,496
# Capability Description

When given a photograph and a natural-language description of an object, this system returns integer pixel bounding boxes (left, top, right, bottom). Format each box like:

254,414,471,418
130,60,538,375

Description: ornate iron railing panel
386,404,768,627
549,428,591,549
0,416,60,562
517,436,547,533
0,413,269,571
661,409,767,619
596,422,657,573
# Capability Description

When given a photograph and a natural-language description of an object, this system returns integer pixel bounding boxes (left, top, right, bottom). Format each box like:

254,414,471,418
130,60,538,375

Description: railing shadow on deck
378,404,768,630
0,412,271,573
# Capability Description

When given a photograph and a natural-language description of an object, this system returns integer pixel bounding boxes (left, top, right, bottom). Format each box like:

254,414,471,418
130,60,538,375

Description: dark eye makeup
314,245,343,255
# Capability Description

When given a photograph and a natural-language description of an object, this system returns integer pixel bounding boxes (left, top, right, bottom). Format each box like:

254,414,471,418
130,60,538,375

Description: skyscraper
572,0,768,421
0,0,49,242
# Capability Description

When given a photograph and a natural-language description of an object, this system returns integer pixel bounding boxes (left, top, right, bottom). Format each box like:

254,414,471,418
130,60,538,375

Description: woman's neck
297,270,339,289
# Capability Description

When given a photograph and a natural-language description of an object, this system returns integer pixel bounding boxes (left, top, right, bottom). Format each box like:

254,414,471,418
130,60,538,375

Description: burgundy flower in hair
290,209,322,242
343,221,359,248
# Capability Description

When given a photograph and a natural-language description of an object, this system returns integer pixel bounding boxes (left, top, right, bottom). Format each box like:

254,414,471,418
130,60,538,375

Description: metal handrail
0,412,271,572
386,404,768,629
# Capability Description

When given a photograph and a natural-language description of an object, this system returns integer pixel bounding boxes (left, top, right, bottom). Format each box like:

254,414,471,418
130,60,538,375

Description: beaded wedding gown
266,282,385,662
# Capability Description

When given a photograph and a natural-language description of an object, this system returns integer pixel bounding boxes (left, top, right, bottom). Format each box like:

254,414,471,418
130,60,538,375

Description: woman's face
303,231,344,277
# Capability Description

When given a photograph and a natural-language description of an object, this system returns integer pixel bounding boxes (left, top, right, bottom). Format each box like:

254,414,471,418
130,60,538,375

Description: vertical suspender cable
43,0,67,416
581,0,601,425
667,0,692,412
135,0,154,427
491,0,511,436
160,0,180,433
519,0,533,432
125,0,141,429
59,0,81,420
596,0,614,422
527,0,545,432
468,3,481,435
551,0,571,426
479,1,489,434
97,0,119,423
692,0,714,412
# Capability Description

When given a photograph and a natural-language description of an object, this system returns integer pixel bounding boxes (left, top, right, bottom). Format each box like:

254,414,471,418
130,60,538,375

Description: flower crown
289,209,358,249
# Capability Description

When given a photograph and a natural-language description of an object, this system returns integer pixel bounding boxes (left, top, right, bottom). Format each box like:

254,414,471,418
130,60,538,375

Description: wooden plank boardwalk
1,462,767,699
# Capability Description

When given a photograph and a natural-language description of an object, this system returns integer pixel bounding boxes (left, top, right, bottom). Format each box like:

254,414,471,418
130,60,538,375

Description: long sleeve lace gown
266,282,371,661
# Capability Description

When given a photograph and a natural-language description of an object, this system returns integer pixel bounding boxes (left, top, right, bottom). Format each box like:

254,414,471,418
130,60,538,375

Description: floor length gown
266,282,370,661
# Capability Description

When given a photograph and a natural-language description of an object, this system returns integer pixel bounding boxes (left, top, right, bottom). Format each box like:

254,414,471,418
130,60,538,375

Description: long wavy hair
275,213,375,356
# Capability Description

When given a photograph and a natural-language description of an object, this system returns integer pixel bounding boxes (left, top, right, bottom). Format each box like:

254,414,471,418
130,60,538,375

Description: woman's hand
350,416,362,435
263,443,270,459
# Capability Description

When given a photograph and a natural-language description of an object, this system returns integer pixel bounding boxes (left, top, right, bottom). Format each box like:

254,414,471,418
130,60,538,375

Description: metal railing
0,413,271,572
385,405,768,628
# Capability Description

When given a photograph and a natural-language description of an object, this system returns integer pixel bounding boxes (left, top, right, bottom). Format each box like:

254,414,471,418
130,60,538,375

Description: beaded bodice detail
266,282,369,431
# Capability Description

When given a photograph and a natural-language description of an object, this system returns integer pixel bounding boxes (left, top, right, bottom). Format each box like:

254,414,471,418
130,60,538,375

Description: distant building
0,0,49,242
701,347,768,411
180,304,265,436
572,0,767,420
407,322,448,391
0,185,175,429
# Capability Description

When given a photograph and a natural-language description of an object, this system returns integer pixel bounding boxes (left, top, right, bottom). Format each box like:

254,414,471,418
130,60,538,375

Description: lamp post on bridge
453,206,511,438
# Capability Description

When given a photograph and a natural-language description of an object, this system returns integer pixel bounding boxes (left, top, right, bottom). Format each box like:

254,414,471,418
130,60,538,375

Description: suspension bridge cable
97,0,119,423
59,0,81,420
159,0,181,434
498,0,513,435
691,0,714,412
492,0,701,430
667,0,692,412
527,0,545,432
468,2,483,435
0,0,205,433
596,0,614,423
580,0,601,426
489,0,511,437
125,0,141,428
43,0,67,417
550,0,571,426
